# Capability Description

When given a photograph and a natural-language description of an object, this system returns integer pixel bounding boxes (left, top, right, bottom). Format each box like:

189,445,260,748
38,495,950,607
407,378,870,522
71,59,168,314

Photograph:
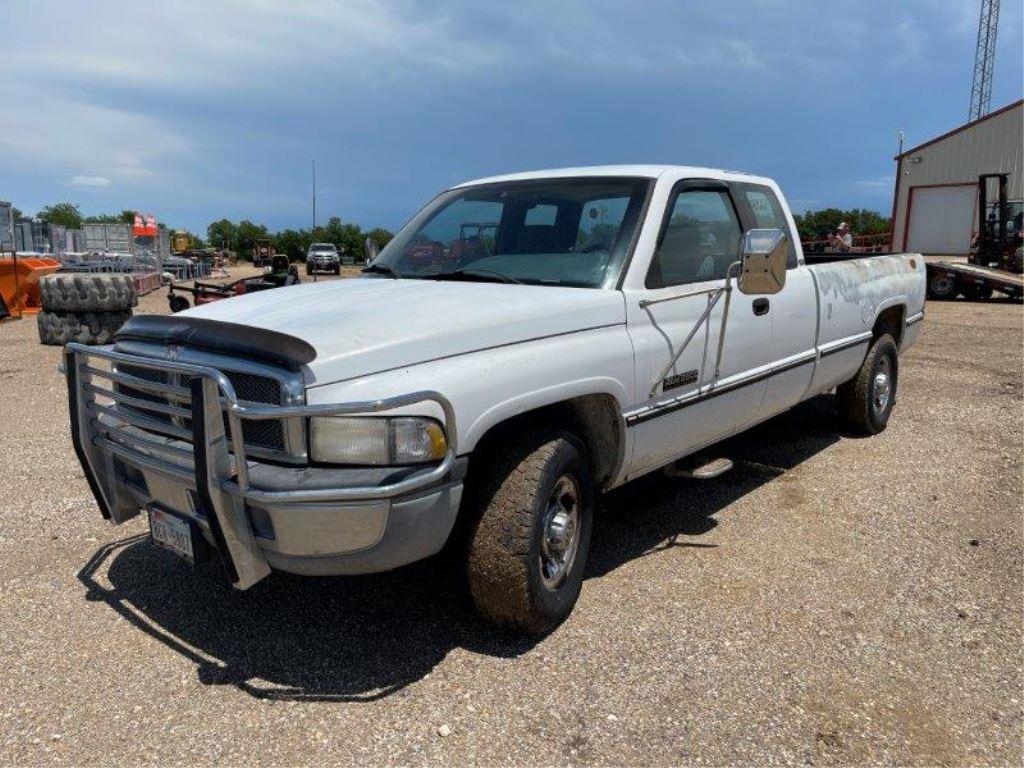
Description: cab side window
738,185,798,268
647,189,742,288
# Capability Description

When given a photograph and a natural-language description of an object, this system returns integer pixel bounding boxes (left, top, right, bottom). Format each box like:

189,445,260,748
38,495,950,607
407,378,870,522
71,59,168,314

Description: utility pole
969,0,1000,121
311,159,318,283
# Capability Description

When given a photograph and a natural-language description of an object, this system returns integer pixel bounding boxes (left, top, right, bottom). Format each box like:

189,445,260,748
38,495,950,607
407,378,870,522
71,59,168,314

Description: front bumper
64,344,460,588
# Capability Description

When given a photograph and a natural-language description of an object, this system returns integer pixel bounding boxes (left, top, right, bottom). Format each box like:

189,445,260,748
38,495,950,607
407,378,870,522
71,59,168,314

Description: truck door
732,183,818,418
623,181,771,477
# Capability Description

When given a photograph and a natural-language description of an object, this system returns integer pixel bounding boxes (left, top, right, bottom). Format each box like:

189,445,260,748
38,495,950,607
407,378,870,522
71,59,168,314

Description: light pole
311,159,317,283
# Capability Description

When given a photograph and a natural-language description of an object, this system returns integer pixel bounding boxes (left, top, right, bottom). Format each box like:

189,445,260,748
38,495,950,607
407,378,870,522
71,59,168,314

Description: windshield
372,177,651,287
311,244,336,252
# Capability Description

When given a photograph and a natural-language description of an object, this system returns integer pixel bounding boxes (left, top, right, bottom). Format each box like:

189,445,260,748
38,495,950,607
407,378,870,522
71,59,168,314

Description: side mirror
737,228,788,295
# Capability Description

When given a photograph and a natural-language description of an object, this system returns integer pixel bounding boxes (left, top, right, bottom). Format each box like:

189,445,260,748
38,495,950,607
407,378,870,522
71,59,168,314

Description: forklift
925,172,1023,301
969,173,1023,273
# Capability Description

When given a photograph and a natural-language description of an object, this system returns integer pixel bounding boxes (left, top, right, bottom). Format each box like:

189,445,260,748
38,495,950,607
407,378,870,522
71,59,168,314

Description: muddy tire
37,310,132,346
836,334,898,435
466,431,593,635
39,274,137,312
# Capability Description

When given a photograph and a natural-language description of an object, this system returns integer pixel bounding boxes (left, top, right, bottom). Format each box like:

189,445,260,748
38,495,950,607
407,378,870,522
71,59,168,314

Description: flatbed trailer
925,260,1023,301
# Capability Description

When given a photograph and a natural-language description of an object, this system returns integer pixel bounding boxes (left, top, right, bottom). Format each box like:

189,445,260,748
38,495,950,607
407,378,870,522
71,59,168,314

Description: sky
2,0,1022,235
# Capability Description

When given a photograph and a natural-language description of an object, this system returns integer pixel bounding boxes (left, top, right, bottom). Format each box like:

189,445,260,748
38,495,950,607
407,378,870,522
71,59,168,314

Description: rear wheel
466,431,593,635
927,270,957,300
836,334,898,435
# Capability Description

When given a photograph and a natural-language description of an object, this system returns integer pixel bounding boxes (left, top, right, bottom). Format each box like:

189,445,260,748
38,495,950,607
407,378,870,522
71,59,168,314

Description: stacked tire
37,274,138,346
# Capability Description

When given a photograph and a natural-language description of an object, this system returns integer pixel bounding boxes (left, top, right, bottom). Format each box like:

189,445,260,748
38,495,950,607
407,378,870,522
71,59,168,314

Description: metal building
891,99,1023,255
0,202,13,251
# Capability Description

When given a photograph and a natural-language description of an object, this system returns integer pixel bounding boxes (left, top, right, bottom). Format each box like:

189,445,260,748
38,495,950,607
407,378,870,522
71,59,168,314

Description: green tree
207,219,238,252
37,202,83,229
11,206,24,220
366,227,394,251
793,208,891,243
235,219,269,260
82,210,140,225
273,228,306,261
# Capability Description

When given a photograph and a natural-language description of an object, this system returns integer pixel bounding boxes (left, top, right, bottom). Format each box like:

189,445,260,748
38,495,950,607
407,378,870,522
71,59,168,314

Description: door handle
752,298,770,316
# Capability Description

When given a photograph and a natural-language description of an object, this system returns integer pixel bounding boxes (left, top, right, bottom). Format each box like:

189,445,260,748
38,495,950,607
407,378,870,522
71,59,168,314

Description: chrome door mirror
737,228,788,295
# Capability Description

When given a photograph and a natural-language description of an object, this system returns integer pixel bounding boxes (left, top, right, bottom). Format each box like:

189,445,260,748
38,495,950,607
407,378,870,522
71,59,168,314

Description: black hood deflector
115,315,317,372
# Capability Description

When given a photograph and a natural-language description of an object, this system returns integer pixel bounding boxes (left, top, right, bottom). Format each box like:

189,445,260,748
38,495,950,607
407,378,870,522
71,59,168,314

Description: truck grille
117,363,286,452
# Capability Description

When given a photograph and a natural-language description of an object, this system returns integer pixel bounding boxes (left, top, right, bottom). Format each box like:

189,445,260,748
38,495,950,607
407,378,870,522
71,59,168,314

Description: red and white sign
132,211,158,237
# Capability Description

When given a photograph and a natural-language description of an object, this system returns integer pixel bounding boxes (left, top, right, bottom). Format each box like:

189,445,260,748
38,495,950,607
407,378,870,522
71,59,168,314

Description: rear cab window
734,183,798,268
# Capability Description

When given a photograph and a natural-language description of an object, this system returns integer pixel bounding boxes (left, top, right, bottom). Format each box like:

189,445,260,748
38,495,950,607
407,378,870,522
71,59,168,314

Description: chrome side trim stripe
906,311,924,326
819,332,872,358
623,350,818,426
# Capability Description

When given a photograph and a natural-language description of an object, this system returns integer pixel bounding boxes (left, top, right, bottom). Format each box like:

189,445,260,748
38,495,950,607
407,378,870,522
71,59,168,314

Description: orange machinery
0,254,61,317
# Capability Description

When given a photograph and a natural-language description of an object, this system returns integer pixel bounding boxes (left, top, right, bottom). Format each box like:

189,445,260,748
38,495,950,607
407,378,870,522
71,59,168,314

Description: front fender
305,324,635,458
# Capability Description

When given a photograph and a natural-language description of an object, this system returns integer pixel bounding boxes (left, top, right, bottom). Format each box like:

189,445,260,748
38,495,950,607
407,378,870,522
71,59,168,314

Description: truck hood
181,278,625,385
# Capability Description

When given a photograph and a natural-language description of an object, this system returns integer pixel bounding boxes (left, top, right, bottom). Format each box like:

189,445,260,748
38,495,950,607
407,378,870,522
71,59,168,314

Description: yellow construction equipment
172,231,192,254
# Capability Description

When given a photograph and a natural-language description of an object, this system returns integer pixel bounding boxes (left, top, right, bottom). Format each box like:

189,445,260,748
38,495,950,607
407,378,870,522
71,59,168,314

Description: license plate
148,508,194,563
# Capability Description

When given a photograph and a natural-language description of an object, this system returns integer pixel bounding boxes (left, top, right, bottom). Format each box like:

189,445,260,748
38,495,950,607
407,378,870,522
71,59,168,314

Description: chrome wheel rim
539,474,581,591
873,357,892,414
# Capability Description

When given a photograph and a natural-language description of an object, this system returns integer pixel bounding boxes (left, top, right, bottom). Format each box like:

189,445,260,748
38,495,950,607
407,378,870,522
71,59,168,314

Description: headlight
309,416,447,465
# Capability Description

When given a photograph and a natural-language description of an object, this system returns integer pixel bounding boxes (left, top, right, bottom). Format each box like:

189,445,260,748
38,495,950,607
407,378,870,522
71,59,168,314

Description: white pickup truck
65,165,925,633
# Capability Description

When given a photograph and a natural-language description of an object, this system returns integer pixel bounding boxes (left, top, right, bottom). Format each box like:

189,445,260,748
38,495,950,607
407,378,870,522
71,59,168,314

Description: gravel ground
0,282,1021,766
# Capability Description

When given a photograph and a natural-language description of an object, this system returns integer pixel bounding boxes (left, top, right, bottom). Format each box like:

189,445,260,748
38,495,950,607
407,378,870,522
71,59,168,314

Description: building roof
896,99,1024,159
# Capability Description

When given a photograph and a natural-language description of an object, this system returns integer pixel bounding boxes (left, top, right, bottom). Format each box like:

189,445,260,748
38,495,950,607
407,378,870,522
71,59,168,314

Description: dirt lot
0,279,1021,766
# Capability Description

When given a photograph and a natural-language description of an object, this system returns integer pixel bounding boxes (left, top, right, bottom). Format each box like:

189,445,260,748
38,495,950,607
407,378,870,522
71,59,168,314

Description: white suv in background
305,243,340,275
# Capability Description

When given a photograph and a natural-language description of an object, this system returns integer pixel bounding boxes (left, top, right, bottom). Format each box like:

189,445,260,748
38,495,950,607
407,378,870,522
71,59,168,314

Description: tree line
15,202,167,230
205,217,393,262
792,208,891,242
21,199,890,256
17,201,394,261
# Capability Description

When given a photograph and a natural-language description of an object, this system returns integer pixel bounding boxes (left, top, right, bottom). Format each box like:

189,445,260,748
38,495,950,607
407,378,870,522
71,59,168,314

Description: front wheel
836,334,898,435
466,431,594,635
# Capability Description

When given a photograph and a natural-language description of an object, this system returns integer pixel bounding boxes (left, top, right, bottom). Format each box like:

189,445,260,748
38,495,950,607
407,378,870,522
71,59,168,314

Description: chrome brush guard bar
64,342,458,588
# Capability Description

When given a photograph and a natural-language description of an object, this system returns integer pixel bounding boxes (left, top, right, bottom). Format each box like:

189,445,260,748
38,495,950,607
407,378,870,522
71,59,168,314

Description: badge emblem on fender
664,369,699,391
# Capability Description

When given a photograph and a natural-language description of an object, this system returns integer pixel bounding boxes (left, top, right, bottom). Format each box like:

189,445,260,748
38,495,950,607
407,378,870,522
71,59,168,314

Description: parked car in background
306,242,340,275
63,165,926,634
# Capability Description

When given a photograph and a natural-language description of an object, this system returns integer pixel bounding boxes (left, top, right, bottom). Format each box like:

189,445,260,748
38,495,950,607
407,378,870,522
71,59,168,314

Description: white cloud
69,175,112,188
857,176,896,192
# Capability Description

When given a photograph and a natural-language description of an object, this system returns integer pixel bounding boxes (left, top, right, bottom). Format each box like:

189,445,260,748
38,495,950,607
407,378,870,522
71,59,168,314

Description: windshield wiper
361,263,401,279
426,268,523,285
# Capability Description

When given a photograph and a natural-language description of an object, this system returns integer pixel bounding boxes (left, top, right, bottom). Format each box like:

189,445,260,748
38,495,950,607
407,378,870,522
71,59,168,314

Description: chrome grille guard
64,342,458,588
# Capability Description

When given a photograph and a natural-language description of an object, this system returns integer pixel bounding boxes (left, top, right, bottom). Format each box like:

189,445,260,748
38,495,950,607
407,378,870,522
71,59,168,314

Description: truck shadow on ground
79,394,842,703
